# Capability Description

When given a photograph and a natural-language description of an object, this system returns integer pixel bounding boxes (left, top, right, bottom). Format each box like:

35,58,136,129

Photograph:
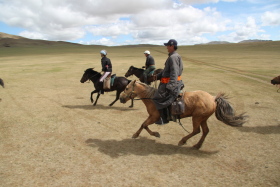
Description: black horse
80,68,134,107
124,66,163,85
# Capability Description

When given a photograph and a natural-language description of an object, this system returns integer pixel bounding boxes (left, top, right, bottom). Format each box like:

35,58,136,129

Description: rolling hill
0,32,81,47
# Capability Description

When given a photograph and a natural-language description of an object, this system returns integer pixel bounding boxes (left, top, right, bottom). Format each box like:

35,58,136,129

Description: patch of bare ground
0,43,280,186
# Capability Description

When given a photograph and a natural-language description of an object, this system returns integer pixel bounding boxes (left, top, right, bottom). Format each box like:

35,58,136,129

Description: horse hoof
129,105,133,108
178,141,185,146
132,134,138,139
193,144,201,149
154,132,160,138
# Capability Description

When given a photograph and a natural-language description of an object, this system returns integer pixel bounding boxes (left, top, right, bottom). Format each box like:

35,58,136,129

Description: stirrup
155,117,169,125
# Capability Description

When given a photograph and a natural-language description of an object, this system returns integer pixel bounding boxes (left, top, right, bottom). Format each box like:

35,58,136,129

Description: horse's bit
123,83,137,100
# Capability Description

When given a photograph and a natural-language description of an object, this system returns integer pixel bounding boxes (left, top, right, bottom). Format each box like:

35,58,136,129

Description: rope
178,118,190,133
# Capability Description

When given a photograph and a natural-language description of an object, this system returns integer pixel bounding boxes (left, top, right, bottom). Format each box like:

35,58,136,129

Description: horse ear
133,80,137,84
92,67,95,70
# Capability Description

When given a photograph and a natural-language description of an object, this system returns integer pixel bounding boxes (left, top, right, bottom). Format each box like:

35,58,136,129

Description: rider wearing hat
142,50,156,84
99,50,112,93
153,39,184,125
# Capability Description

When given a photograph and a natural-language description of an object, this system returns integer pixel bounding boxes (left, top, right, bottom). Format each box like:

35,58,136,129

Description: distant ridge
0,32,277,47
196,39,274,45
238,39,273,43
206,41,231,45
0,32,24,39
0,32,81,47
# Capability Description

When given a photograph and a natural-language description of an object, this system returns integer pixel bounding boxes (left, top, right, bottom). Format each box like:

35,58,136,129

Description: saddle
168,92,185,122
148,70,155,76
103,74,116,89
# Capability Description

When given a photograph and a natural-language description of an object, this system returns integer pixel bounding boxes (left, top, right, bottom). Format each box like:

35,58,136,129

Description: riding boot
99,82,104,94
155,108,169,125
144,74,148,84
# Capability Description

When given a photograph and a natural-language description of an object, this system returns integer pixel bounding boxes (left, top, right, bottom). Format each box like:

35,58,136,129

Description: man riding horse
99,49,112,94
143,50,156,84
153,39,184,125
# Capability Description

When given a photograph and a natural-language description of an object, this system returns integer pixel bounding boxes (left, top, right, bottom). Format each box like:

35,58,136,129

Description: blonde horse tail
215,92,248,127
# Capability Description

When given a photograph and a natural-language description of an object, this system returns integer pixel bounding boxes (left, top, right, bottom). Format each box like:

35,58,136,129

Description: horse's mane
87,68,100,74
131,66,144,72
136,81,157,98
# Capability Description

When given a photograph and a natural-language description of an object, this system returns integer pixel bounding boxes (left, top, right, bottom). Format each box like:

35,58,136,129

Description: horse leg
193,120,209,149
178,117,201,146
109,90,121,106
132,116,160,138
90,90,98,103
129,98,134,108
90,91,94,103
93,93,100,106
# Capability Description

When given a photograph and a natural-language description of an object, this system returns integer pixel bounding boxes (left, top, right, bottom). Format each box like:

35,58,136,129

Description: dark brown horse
271,75,280,92
124,66,162,85
80,68,134,107
0,78,4,88
120,80,248,149
271,76,280,85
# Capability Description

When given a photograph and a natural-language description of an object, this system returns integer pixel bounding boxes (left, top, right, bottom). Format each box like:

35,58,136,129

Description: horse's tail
215,92,248,127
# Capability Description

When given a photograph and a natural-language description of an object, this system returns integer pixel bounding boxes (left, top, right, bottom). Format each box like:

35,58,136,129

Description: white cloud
0,0,277,45
261,11,280,26
178,0,237,4
218,16,267,42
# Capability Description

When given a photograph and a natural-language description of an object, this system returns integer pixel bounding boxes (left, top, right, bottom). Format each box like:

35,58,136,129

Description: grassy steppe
0,42,279,186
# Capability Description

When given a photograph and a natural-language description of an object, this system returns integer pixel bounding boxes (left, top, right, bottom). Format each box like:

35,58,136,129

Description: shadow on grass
237,124,280,134
62,104,138,111
85,137,218,158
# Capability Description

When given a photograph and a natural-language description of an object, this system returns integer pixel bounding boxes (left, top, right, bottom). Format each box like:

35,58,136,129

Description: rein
86,72,102,83
124,81,189,133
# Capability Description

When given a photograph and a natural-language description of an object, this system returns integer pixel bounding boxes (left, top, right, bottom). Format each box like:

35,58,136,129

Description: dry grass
0,42,280,186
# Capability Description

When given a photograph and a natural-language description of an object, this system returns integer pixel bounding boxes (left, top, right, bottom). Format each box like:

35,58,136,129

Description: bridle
85,71,101,83
122,82,138,100
122,81,157,101
125,67,134,77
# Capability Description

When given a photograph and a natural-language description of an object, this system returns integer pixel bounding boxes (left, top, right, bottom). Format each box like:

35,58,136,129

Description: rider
99,50,112,93
153,39,184,125
142,50,156,84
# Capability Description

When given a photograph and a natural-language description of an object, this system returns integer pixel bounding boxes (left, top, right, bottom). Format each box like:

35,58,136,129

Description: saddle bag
171,96,185,116
103,74,111,90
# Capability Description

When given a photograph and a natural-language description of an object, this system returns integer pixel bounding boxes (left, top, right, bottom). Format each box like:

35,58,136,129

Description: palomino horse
80,68,134,107
120,80,248,149
124,66,163,85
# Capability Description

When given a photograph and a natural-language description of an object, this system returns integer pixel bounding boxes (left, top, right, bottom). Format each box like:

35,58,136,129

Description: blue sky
0,0,279,46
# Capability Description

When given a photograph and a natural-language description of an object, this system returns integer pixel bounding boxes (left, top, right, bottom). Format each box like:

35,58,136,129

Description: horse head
120,80,137,103
124,66,135,78
80,68,100,83
271,75,280,85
